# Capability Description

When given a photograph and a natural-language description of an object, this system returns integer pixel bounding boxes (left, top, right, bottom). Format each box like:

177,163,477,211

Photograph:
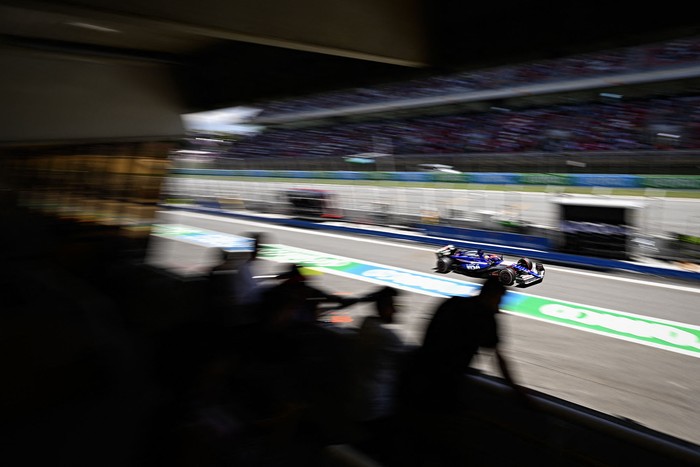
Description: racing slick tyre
498,268,516,286
517,258,533,270
436,257,453,274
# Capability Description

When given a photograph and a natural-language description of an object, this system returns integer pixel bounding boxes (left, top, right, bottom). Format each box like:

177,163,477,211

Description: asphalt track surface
149,209,700,447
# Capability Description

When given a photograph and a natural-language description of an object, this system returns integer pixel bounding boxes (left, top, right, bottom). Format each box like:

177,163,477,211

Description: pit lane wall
170,168,700,189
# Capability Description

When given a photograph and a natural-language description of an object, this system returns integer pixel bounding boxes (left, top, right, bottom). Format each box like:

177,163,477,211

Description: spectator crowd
252,36,700,117
215,95,700,160
179,36,700,163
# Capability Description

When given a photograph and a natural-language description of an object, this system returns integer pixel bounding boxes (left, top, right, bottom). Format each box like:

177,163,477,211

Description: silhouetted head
278,263,306,283
247,232,265,260
372,286,400,322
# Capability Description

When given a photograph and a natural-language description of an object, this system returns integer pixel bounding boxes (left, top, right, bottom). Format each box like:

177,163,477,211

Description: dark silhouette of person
230,232,268,325
205,247,239,326
206,232,272,327
248,264,357,446
348,286,413,464
351,287,405,422
395,276,529,466
404,276,525,408
267,263,348,323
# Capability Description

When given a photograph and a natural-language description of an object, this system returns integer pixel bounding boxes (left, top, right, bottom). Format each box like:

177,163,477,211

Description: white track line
161,210,700,294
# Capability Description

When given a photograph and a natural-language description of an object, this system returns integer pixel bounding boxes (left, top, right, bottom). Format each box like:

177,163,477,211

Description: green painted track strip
260,244,700,358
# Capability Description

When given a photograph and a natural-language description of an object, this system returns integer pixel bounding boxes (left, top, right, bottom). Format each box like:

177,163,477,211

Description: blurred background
2,2,700,466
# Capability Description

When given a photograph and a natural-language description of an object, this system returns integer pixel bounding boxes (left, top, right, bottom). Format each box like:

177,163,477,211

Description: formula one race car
434,245,545,287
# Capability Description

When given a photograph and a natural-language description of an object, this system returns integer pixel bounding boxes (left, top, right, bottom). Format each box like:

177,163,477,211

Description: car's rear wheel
498,268,516,286
436,257,453,273
517,258,533,270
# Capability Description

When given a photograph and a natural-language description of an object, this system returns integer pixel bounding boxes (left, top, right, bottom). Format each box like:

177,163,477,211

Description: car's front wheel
436,257,453,274
498,268,516,286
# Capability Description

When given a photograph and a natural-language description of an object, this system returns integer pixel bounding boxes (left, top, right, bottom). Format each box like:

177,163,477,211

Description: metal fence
163,176,700,245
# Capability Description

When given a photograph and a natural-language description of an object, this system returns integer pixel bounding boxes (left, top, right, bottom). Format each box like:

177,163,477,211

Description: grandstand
250,35,700,120
180,35,700,175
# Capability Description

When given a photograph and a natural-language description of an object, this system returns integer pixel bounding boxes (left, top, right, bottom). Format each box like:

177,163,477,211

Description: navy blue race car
435,245,545,287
